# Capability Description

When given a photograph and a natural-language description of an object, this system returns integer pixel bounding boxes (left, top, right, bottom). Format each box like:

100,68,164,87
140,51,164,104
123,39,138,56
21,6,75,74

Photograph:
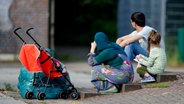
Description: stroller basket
14,27,79,100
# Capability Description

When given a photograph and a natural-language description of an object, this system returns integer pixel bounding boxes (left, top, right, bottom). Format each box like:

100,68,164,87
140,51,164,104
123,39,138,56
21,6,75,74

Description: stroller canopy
19,44,42,72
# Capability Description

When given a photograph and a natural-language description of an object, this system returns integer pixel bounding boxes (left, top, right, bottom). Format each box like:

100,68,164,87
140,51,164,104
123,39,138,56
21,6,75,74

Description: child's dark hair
147,30,161,54
131,12,145,27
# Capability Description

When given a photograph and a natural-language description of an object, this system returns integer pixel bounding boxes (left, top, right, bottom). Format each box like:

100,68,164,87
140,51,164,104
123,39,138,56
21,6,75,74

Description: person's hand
116,38,121,44
136,54,142,60
90,41,96,54
118,41,126,47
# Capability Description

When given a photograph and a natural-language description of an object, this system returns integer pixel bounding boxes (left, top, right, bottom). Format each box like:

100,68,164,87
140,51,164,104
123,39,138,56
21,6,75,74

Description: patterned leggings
91,65,132,91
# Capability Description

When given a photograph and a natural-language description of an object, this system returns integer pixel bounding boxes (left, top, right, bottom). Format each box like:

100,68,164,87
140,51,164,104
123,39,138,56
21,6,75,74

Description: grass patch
4,83,17,91
146,83,169,88
0,88,5,91
40,101,47,104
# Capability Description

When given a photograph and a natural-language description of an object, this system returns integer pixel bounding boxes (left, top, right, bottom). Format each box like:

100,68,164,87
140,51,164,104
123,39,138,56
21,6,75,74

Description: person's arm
94,50,117,64
139,50,157,67
88,41,97,66
118,34,143,47
87,53,97,66
116,34,132,44
88,49,117,66
90,41,96,54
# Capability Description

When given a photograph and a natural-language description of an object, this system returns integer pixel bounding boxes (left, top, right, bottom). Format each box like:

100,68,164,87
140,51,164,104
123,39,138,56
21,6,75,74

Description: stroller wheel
25,91,34,99
58,91,68,99
37,92,46,100
70,91,80,100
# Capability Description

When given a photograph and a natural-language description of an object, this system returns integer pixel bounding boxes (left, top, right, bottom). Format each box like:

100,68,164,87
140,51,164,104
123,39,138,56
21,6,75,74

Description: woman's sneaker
99,86,118,94
141,76,155,83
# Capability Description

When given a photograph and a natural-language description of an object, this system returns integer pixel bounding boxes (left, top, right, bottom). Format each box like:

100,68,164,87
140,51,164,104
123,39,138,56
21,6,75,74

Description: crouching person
87,32,134,93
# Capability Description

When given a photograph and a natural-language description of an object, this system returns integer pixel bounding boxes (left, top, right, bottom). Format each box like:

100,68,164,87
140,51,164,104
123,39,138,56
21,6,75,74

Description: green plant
165,36,184,67
0,88,5,91
166,46,184,67
146,83,169,88
40,101,47,104
4,83,16,91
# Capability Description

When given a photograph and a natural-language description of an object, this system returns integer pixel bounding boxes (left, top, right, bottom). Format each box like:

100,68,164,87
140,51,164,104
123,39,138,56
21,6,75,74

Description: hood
94,32,126,56
94,32,111,51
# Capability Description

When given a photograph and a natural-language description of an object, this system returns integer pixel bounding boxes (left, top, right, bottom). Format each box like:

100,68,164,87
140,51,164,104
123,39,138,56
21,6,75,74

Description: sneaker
141,76,155,83
99,86,118,94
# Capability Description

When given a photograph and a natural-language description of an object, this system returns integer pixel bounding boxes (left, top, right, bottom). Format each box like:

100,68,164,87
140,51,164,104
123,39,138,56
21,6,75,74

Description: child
135,30,167,82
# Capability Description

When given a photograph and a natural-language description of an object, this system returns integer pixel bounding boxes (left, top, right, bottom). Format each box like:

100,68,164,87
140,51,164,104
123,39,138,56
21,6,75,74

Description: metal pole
49,0,55,50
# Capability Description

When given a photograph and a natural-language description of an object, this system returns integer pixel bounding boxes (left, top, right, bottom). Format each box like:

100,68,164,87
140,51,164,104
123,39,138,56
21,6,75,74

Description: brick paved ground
2,76,184,104
1,62,184,104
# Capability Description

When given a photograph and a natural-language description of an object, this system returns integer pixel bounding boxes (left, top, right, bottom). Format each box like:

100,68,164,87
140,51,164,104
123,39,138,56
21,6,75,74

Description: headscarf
94,32,126,55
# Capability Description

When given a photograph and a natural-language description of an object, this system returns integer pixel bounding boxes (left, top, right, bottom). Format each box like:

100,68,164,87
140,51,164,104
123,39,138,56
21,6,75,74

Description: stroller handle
14,27,42,50
26,28,41,50
14,27,26,44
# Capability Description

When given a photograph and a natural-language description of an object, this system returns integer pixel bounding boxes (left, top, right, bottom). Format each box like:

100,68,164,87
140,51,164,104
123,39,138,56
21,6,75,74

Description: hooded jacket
92,32,127,69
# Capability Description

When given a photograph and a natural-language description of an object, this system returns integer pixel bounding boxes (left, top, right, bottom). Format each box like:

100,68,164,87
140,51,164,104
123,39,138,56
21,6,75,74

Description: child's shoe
141,76,155,83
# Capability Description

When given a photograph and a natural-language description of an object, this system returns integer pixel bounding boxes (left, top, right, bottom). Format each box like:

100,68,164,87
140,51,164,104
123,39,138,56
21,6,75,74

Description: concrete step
156,71,178,82
120,84,142,93
79,83,142,100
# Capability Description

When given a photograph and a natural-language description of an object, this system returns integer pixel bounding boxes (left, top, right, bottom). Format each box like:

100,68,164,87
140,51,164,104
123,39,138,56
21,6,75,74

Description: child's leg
136,66,147,78
137,67,154,78
144,72,152,78
137,66,156,82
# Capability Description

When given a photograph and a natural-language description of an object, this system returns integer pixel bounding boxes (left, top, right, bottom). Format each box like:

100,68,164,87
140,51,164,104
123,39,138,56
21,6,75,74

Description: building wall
117,0,165,38
0,0,49,55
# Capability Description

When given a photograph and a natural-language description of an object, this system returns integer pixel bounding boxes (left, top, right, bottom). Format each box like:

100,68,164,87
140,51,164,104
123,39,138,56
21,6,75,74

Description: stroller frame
14,27,79,100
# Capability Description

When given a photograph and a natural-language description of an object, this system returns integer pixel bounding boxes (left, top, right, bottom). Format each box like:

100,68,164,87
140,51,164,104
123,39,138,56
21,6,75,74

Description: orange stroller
14,27,79,100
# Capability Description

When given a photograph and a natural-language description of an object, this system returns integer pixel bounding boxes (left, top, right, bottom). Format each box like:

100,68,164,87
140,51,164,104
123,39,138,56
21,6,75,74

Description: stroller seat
19,44,64,79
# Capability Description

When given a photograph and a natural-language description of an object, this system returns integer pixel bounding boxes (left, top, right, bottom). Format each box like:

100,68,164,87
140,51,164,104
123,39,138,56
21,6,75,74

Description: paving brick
79,92,101,100
78,88,110,100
